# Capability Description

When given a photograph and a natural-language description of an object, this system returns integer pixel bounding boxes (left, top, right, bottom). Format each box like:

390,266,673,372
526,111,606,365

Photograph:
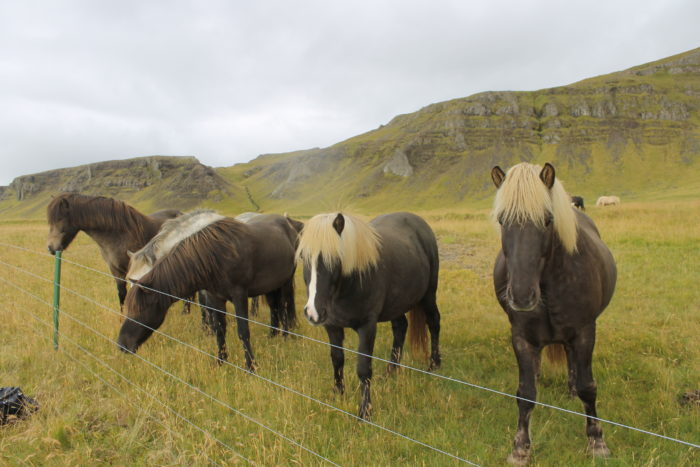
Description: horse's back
246,213,298,245
243,214,298,292
149,209,183,222
371,212,439,300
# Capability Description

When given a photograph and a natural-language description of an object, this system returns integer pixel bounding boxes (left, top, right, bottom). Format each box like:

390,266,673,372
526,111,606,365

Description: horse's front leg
206,294,229,364
357,322,377,420
508,334,540,466
116,278,127,312
573,324,610,458
232,290,256,371
325,326,345,394
565,343,577,397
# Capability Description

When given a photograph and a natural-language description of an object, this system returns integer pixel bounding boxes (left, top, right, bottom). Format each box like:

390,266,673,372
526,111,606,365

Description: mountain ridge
2,47,699,218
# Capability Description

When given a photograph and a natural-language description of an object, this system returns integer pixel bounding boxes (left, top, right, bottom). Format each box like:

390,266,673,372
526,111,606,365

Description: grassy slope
220,48,700,215
1,200,698,465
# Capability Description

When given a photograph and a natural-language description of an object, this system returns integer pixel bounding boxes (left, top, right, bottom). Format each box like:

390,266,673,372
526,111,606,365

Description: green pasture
0,201,698,465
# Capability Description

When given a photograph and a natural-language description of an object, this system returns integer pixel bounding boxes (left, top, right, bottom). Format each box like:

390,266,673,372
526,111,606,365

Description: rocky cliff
228,47,700,212
2,48,699,218
0,156,248,217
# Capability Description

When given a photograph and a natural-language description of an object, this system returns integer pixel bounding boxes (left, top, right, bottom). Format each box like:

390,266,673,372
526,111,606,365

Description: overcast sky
1,0,698,186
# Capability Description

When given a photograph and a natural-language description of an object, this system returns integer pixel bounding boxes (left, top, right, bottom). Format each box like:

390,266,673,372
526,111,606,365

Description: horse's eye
544,216,553,227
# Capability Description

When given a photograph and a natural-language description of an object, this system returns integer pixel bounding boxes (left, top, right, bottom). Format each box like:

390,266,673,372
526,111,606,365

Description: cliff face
0,156,246,217
2,48,699,219
231,48,700,211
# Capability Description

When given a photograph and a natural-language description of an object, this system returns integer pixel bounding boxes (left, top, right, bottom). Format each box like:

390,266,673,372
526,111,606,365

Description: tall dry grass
0,202,698,465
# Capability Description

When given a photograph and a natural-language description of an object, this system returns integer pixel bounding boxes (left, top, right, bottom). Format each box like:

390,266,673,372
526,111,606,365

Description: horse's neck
80,211,159,252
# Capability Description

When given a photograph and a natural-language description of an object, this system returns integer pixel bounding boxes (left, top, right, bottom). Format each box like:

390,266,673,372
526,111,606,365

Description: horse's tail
408,307,428,359
544,343,566,366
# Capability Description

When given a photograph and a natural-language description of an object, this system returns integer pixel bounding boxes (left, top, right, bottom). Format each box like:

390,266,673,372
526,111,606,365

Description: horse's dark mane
132,218,249,313
47,193,151,242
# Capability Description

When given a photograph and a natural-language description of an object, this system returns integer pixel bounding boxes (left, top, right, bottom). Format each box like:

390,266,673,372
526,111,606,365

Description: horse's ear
540,163,556,189
491,166,506,188
332,213,345,236
59,197,70,212
127,250,134,258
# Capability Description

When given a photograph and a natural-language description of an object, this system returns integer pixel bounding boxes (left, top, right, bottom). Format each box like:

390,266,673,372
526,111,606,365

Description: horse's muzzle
303,305,326,325
507,286,539,312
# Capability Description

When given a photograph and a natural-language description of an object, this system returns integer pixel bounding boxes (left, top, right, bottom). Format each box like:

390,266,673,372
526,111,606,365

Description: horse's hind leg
325,325,345,394
198,290,215,335
281,277,297,333
421,292,442,371
508,335,540,466
232,291,256,371
565,343,577,397
573,325,610,458
387,315,407,375
250,296,259,317
265,290,283,337
181,292,193,314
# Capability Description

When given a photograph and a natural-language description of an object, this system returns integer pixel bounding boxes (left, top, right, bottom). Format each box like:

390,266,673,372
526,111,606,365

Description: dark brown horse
46,193,181,309
118,214,298,370
491,163,616,464
297,212,441,419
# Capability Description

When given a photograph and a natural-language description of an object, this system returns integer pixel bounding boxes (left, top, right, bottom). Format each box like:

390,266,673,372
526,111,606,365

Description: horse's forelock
492,163,578,254
297,213,380,275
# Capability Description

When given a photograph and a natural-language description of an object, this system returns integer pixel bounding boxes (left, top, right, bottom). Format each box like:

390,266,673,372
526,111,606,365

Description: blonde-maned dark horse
297,212,441,419
46,193,182,309
118,214,298,370
491,163,616,465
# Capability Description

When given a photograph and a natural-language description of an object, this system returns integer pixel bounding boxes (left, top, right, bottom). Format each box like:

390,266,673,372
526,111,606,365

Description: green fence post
53,250,62,350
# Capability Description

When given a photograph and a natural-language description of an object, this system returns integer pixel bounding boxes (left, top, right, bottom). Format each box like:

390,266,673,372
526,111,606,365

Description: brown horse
118,214,299,370
46,193,182,309
297,212,441,419
491,163,616,464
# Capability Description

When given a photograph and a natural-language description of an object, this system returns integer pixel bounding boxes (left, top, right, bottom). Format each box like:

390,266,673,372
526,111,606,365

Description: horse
46,193,182,309
596,195,620,207
118,213,299,370
571,195,585,210
297,212,441,419
491,162,617,465
128,210,300,335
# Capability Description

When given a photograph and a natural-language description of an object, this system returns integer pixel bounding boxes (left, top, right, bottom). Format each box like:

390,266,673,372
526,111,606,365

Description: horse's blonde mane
127,209,224,280
492,163,578,254
296,213,381,275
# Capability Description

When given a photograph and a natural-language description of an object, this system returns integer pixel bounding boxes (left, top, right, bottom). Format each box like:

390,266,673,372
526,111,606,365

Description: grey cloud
1,0,699,184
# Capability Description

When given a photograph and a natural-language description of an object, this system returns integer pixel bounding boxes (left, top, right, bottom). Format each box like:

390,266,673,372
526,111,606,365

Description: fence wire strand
0,276,342,466
8,310,235,466
0,266,476,465
1,241,698,453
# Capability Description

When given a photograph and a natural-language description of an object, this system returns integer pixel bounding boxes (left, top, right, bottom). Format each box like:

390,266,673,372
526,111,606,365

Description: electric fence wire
5,308,236,466
0,276,342,467
1,241,698,451
0,260,479,465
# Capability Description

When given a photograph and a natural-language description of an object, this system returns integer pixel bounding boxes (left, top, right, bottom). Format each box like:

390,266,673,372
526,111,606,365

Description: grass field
0,201,698,465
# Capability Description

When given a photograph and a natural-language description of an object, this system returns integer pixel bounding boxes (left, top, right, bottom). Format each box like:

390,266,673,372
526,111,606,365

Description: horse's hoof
246,361,258,373
386,363,399,375
428,359,441,371
507,447,530,466
587,438,610,457
358,404,372,420
333,384,345,395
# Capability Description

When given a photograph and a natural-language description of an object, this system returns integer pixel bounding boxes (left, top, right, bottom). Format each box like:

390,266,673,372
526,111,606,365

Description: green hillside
223,47,700,214
1,48,699,218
